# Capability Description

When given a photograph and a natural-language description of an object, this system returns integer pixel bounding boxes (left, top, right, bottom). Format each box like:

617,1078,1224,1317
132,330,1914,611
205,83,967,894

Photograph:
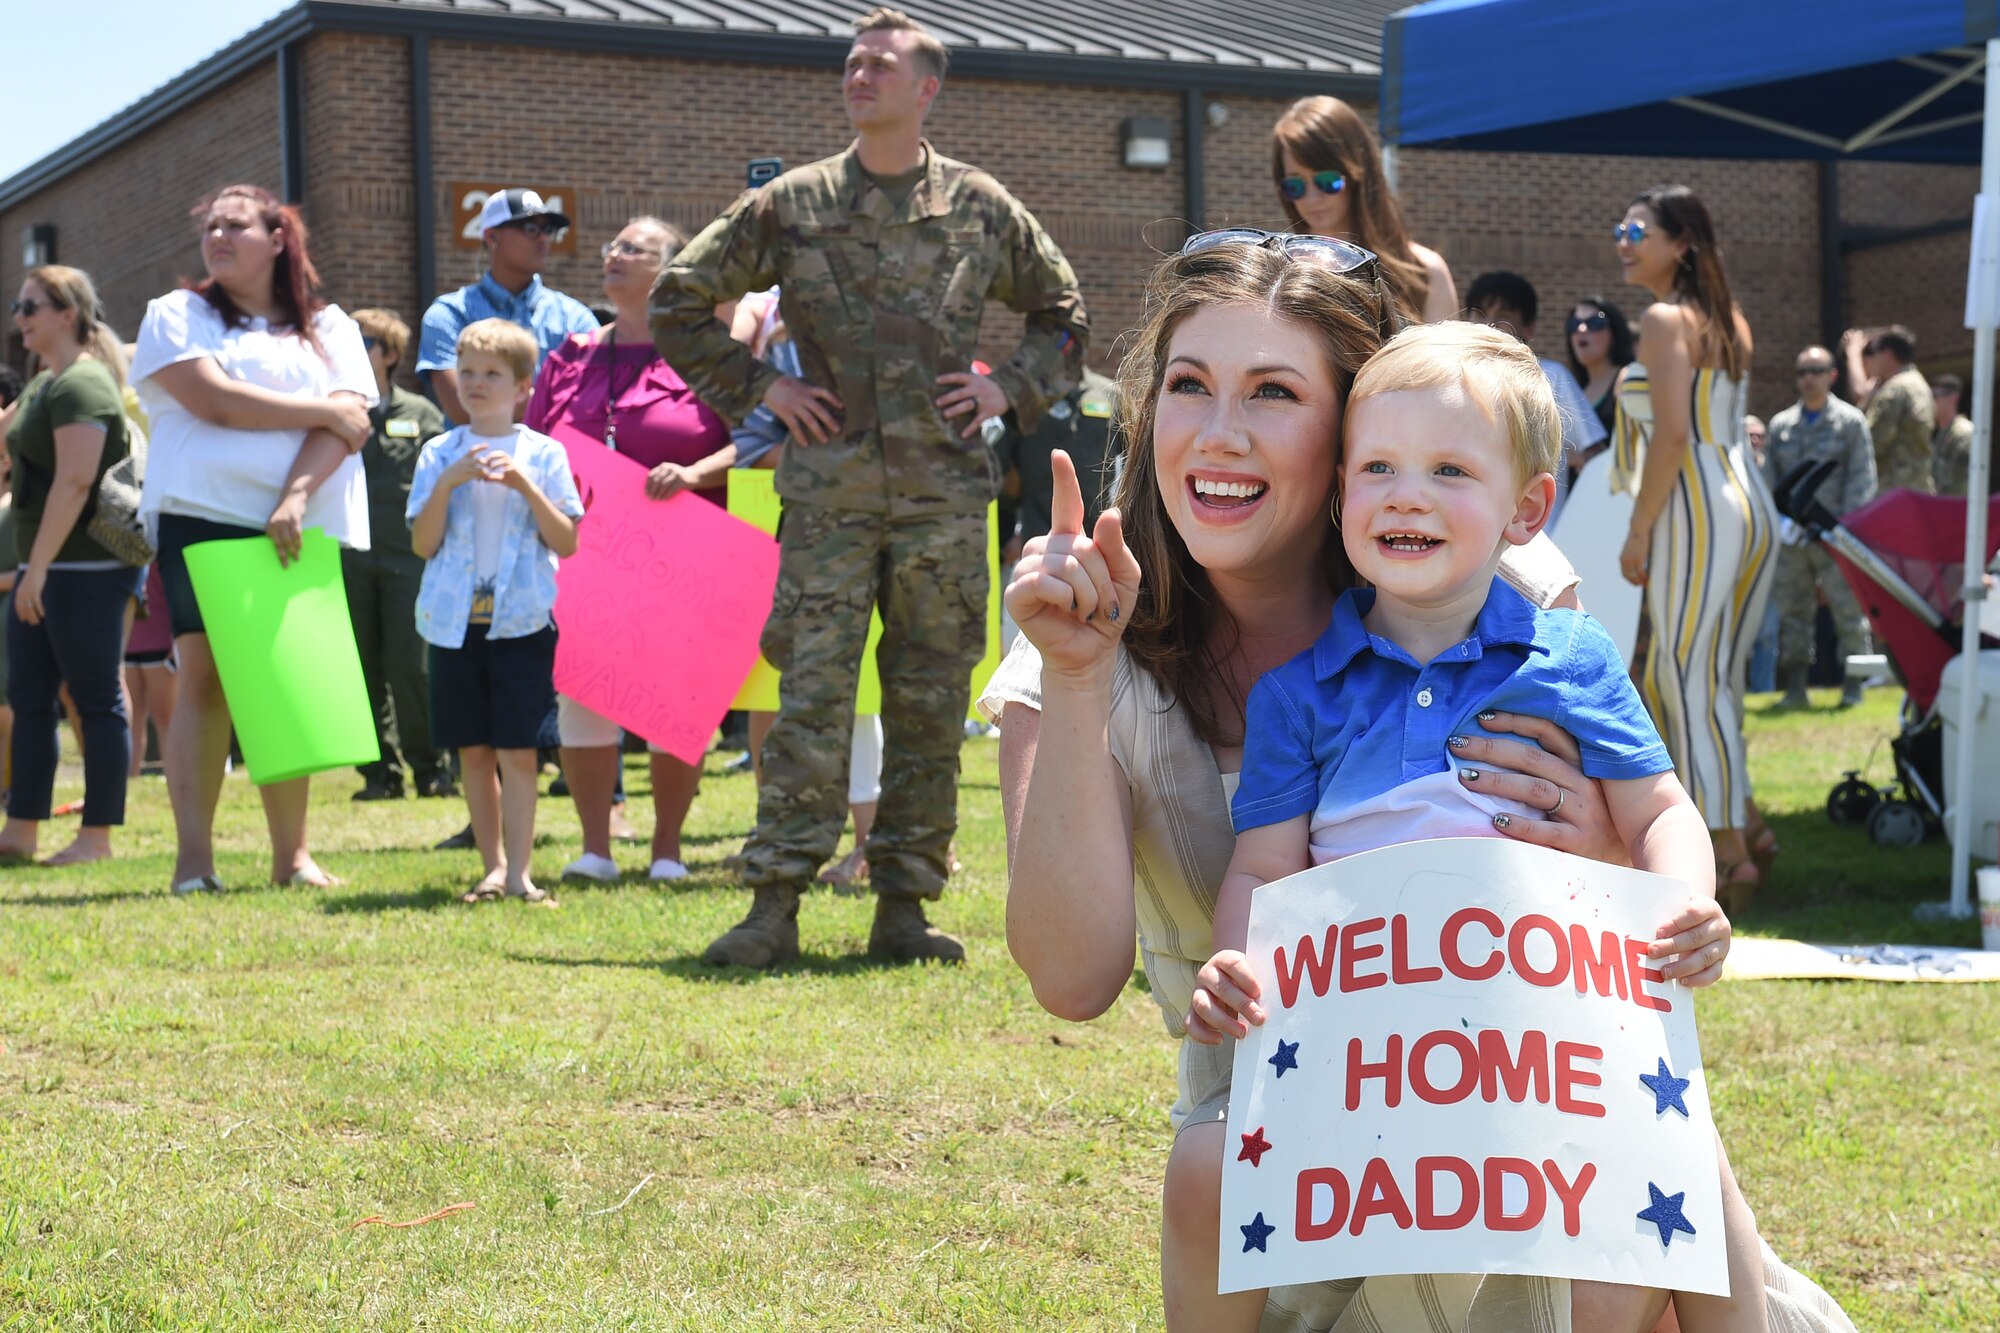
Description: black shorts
155,513,267,639
427,622,557,751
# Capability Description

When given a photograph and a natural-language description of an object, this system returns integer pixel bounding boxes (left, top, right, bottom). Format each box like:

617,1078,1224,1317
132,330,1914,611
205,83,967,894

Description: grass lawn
1,687,1995,1329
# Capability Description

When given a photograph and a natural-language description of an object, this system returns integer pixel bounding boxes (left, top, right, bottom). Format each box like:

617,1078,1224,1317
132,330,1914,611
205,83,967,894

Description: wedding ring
1546,788,1566,816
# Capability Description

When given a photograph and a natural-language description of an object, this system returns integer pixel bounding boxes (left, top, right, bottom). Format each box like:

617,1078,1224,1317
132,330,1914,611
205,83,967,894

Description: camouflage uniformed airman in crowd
653,6,1088,969
1929,373,1975,498
1843,324,1935,494
1763,346,1876,708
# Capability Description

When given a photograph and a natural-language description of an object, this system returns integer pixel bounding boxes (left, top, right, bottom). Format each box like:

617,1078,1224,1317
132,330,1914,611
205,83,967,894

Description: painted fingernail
1108,605,1120,623
1478,710,1497,721
1492,813,1512,829
1460,768,1480,782
1448,735,1468,749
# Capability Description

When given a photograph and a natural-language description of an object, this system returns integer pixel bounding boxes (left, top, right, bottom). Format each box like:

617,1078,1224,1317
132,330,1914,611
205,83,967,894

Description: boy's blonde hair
352,307,412,366
455,318,538,383
1348,321,1561,481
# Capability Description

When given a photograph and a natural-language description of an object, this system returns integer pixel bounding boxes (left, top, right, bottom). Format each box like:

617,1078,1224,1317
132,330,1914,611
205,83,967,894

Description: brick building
0,0,1980,422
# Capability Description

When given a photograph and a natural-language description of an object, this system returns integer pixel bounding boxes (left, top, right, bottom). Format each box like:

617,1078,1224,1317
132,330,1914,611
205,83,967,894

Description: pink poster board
550,424,779,764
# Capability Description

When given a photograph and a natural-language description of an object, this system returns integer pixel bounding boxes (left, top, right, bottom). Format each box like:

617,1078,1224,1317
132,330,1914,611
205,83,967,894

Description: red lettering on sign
1274,925,1339,1009
1296,1167,1349,1242
1391,914,1443,984
1569,925,1629,1000
1415,1156,1479,1230
1348,1157,1415,1236
1345,1034,1404,1110
1623,936,1674,1012
1483,1156,1546,1232
1409,1030,1479,1105
1543,1159,1597,1237
1509,913,1571,987
1442,907,1505,981
1476,1028,1550,1105
1341,916,1387,992
1554,1041,1605,1117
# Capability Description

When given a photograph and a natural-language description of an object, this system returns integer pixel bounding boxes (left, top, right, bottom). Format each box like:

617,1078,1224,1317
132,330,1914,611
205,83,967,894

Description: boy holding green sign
408,320,582,905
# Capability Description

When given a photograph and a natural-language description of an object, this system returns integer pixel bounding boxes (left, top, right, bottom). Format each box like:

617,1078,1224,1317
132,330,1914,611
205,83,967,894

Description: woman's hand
1003,450,1141,686
318,395,372,453
1619,526,1651,586
12,565,48,625
1452,709,1629,864
645,461,692,500
267,491,309,567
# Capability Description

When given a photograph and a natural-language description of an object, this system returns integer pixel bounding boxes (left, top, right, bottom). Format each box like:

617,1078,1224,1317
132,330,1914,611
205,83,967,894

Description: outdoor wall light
1120,117,1173,170
21,224,55,267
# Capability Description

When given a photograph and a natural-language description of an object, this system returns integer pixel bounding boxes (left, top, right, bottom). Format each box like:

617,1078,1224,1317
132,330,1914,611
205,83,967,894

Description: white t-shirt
131,289,378,547
466,432,516,588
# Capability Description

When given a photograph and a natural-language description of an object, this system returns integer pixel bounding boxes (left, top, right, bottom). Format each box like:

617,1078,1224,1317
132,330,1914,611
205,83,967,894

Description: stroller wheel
1826,772,1881,826
1866,799,1928,847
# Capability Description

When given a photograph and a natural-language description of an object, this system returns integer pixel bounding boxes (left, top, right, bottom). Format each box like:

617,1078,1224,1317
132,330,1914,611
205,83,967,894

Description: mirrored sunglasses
1566,312,1609,335
1279,170,1347,201
1613,221,1648,245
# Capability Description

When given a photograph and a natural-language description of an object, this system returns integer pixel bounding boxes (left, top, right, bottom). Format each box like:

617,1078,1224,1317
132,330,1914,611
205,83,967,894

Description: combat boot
1778,662,1810,709
703,886,801,968
869,896,966,964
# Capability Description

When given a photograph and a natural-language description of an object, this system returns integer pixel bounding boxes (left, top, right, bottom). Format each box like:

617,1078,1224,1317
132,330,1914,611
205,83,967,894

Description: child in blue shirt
1182,324,1762,1333
408,318,582,906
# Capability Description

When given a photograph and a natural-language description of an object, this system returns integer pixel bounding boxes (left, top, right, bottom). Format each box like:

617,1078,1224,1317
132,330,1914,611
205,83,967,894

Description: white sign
1218,838,1729,1297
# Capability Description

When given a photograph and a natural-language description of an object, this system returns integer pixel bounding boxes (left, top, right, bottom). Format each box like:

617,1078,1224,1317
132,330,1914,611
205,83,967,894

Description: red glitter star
1239,1126,1273,1167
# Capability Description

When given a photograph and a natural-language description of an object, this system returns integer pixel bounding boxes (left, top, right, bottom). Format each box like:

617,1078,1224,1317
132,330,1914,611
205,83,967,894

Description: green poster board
183,529,380,784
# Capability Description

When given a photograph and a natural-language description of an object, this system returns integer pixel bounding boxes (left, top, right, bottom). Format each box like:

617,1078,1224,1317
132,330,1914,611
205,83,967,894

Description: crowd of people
0,5,1976,1324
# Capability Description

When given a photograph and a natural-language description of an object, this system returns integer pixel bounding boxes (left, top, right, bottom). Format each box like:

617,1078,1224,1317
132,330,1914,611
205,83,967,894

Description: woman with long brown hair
132,183,375,895
0,264,141,865
1272,96,1458,324
1612,184,1779,902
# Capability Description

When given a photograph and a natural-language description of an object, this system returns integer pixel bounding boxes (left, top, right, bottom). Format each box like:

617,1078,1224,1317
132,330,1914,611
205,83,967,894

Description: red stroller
1773,459,2000,846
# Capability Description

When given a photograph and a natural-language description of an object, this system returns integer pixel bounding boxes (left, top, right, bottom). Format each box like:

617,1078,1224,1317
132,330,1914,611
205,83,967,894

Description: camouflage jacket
1932,414,1974,497
1763,395,1875,518
1865,366,1936,494
652,141,1088,518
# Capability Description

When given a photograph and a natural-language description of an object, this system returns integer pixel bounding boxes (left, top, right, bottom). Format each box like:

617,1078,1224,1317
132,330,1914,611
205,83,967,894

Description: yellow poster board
728,470,1002,720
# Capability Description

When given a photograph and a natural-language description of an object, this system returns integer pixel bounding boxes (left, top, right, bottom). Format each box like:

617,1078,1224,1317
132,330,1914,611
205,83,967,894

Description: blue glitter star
1636,1182,1697,1248
1240,1211,1276,1253
1638,1057,1692,1117
1268,1038,1299,1079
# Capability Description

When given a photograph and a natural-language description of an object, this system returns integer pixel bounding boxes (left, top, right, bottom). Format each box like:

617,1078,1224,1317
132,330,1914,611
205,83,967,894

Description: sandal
505,882,558,907
460,879,505,905
818,847,870,892
1716,857,1760,919
171,874,224,896
1744,803,1779,879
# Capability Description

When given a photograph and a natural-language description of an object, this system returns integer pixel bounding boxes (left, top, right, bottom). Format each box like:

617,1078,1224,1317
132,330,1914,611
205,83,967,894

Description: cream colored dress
980,540,1855,1333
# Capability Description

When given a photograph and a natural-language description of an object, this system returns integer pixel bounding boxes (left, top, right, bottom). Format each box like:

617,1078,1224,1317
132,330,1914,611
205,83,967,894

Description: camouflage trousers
741,503,989,901
1773,542,1869,674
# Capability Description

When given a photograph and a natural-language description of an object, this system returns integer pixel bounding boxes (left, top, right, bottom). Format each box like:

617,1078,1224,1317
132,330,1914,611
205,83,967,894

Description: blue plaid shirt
407,425,584,648
415,272,598,381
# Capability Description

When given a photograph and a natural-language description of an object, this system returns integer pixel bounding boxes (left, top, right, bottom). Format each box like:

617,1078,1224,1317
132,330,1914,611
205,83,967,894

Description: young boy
407,319,582,905
1184,323,1763,1332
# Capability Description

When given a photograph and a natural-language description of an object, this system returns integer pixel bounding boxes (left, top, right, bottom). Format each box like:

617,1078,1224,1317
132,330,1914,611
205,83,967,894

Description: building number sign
451,183,578,253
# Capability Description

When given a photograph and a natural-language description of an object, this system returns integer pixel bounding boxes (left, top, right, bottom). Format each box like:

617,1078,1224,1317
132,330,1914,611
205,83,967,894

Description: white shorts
849,714,883,806
556,694,667,754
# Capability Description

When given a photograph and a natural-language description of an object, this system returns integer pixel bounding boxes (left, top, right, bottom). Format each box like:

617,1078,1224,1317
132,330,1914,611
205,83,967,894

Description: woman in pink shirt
527,216,733,884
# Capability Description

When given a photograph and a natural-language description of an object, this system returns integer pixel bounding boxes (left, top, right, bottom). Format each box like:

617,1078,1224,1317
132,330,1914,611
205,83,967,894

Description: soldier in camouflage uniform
1763,347,1876,707
652,7,1088,968
1930,374,1975,498
1843,324,1935,494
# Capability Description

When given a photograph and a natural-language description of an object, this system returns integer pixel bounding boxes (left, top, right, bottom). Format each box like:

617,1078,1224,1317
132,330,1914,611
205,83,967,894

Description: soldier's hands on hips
935,371,1010,439
1004,450,1143,682
764,375,843,446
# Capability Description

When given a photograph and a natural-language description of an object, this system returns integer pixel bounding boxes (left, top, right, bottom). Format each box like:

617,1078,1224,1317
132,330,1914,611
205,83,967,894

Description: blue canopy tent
1381,0,1997,918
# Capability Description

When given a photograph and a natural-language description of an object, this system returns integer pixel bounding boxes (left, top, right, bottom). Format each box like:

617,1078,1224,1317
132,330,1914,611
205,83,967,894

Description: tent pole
1946,39,1999,920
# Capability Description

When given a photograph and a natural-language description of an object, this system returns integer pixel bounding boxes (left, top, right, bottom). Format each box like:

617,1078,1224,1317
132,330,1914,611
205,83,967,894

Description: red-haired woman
1272,96,1458,324
131,184,377,895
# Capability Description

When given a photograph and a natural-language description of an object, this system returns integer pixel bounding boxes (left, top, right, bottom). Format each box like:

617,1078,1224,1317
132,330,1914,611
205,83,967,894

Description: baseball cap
480,188,572,235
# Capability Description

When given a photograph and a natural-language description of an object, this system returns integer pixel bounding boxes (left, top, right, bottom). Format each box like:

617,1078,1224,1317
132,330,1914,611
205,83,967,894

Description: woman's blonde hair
1273,97,1431,323
1113,241,1397,745
24,265,128,387
1348,322,1561,482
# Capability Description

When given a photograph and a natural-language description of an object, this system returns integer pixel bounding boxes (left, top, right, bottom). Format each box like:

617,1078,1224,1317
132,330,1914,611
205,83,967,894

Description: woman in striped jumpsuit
1613,184,1779,910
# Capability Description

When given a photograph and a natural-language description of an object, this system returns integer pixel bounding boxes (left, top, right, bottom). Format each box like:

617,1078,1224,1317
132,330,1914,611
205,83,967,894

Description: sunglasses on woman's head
9,297,61,317
1613,221,1648,244
1179,228,1394,337
1567,312,1609,335
1279,170,1346,201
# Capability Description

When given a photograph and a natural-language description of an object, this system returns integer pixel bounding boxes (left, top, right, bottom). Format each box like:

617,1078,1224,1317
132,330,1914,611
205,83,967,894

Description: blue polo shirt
1232,579,1671,836
415,272,598,381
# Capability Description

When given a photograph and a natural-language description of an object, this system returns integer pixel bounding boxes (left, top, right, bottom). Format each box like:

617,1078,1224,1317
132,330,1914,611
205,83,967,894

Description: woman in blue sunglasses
1273,96,1459,325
